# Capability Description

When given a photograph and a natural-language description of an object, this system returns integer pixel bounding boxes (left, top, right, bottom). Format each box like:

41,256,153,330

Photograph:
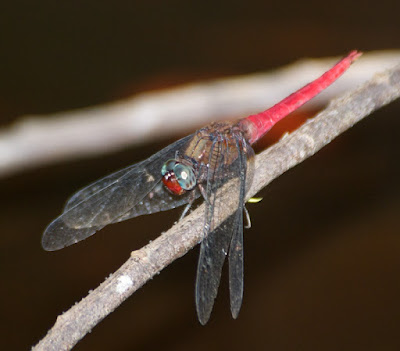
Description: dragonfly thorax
161,159,196,195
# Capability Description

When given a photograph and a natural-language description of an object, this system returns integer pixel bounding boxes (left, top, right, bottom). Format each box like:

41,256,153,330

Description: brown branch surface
33,64,400,351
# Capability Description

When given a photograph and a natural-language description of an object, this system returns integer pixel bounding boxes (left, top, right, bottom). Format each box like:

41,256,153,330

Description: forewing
196,213,238,325
228,213,244,318
63,163,142,212
195,135,254,324
195,138,242,325
113,181,199,223
42,134,193,251
228,137,252,318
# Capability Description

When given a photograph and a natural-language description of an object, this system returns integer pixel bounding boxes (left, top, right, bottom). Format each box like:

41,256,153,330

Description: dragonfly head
161,159,196,195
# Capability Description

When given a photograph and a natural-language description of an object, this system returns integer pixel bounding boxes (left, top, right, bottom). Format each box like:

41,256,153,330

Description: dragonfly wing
228,138,251,318
63,163,142,212
112,181,200,223
42,135,193,251
196,213,238,325
195,137,243,324
228,213,244,318
195,135,254,324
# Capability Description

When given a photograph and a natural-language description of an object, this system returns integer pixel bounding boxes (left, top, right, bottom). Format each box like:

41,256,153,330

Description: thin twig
2,51,400,178
33,63,400,351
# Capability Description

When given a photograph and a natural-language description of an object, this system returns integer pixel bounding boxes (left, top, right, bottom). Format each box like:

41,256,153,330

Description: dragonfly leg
198,183,210,205
179,203,192,220
179,190,197,220
243,205,251,229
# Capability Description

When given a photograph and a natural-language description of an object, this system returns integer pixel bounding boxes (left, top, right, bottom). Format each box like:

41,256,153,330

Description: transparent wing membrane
195,134,252,324
42,135,193,251
228,137,248,318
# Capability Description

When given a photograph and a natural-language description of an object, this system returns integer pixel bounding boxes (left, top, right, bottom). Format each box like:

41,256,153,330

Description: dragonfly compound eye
174,163,196,190
161,160,196,195
161,159,177,175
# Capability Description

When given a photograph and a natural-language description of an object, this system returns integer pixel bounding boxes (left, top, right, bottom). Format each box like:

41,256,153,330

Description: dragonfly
42,51,361,324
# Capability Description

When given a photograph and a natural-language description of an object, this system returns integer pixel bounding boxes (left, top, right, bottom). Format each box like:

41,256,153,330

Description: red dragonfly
42,51,361,324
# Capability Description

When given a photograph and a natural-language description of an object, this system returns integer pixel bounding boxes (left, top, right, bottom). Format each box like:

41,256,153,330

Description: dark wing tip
41,218,70,251
230,302,241,319
198,314,210,326
41,216,98,251
41,237,63,251
195,296,213,326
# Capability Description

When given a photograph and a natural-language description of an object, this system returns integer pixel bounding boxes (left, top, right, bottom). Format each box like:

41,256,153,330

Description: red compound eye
162,171,185,195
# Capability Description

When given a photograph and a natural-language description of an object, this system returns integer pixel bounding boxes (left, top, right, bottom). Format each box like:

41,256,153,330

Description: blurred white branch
1,50,399,177
32,60,400,351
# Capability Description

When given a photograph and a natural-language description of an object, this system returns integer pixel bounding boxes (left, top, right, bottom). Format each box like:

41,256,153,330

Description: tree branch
33,62,400,350
2,51,400,178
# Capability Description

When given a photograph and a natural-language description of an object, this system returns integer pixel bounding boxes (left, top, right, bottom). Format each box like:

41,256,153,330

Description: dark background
1,1,400,350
